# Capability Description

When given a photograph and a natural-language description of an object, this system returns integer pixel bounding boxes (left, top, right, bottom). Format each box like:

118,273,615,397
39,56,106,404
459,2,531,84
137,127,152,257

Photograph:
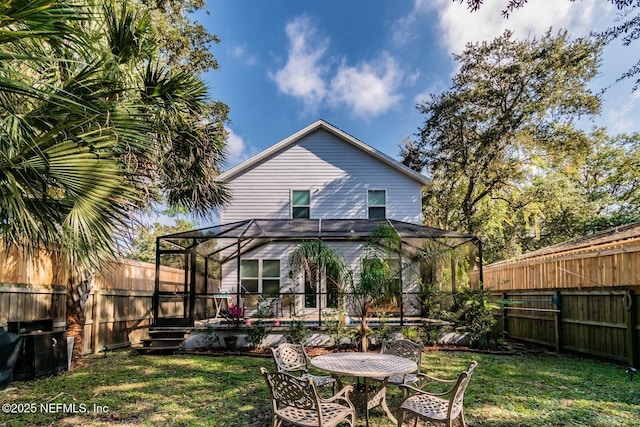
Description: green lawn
1,349,638,426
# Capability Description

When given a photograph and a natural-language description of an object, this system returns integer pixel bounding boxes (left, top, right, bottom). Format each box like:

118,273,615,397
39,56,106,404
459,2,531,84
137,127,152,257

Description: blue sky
197,0,639,170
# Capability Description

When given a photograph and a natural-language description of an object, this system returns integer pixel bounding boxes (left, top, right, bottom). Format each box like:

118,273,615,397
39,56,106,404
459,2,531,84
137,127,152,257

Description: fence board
497,289,638,366
1,249,185,354
476,243,640,291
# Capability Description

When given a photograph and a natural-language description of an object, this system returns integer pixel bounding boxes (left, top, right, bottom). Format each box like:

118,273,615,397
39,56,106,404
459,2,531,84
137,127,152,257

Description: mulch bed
180,340,540,358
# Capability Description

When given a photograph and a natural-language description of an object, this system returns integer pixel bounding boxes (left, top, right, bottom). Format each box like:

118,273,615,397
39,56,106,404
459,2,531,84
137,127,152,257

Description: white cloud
392,0,433,46
225,127,257,168
270,15,328,111
413,89,432,106
427,0,614,55
604,89,640,133
392,13,418,46
329,53,403,118
230,44,257,66
272,15,406,118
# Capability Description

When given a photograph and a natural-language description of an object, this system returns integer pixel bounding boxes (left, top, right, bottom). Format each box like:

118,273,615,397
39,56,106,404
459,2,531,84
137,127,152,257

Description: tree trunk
66,271,93,369
66,311,85,369
360,321,368,352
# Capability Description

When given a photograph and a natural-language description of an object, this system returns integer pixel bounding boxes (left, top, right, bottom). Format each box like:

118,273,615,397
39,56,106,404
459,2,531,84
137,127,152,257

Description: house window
292,190,310,219
240,260,259,294
304,272,316,308
262,260,281,296
240,259,281,296
368,189,386,219
326,270,340,309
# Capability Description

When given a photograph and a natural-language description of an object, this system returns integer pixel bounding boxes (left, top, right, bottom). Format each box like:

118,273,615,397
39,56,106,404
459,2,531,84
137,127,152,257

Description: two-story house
153,120,480,325
216,119,426,318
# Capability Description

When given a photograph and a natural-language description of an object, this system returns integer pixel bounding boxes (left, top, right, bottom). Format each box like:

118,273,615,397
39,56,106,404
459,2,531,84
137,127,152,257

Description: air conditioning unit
8,319,67,381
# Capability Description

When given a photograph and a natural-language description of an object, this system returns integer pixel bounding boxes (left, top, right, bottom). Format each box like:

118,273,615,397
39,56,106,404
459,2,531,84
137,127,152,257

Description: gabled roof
216,119,428,185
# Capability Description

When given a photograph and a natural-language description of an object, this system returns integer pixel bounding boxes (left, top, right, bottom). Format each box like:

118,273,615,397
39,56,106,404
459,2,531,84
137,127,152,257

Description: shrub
401,326,424,343
371,312,394,345
450,287,499,348
202,325,220,349
289,320,309,344
246,323,268,348
418,280,449,320
325,311,357,347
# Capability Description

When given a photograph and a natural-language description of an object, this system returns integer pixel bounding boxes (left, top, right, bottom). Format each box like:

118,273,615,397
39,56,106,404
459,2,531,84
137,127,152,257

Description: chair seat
301,373,336,388
373,373,419,385
400,393,461,421
277,402,354,427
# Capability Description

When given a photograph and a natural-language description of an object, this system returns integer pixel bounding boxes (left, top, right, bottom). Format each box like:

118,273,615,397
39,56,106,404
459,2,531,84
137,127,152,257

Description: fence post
501,292,508,336
553,290,562,353
625,290,637,367
91,288,101,354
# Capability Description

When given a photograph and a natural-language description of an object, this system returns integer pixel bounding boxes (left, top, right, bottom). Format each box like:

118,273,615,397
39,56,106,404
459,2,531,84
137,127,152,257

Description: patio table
310,352,417,426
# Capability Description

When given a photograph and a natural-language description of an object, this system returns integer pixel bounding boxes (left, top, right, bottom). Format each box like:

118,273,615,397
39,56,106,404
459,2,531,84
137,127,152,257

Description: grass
1,349,639,426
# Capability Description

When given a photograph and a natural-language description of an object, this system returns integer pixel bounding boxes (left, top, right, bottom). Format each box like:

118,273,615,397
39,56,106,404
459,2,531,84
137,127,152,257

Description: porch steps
135,326,192,354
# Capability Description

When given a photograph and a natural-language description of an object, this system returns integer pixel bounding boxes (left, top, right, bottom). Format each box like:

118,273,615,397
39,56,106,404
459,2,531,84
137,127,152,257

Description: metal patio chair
396,361,478,427
261,367,355,427
373,339,422,392
270,342,336,392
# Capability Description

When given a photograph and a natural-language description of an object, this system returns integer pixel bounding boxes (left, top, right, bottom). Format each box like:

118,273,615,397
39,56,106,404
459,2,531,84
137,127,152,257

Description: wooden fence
477,238,640,291
496,289,638,366
0,246,189,354
473,234,640,366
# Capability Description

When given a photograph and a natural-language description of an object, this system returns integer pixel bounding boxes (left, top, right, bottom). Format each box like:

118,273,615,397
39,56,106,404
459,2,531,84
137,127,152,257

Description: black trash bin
0,327,23,389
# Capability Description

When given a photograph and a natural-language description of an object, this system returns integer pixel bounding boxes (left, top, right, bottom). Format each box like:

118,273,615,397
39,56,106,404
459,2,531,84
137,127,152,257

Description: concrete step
136,325,191,355
142,337,184,347
148,330,188,339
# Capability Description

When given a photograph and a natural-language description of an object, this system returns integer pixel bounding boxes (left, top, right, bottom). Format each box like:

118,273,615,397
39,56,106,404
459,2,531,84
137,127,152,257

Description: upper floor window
368,189,386,219
292,190,310,219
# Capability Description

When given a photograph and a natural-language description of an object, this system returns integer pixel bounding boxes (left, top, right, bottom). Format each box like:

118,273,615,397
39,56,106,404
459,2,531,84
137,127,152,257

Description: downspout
318,218,322,326
236,237,241,308
399,239,404,327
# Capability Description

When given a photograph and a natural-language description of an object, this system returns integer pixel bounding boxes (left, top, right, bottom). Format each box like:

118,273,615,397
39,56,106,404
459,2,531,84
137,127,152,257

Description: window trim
367,189,386,219
291,189,311,219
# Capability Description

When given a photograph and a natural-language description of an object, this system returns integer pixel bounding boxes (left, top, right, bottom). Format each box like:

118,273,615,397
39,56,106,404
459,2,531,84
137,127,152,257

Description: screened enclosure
153,219,482,326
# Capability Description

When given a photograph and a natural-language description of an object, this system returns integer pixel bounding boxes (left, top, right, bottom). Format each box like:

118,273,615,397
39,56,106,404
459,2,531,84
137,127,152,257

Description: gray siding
220,240,420,316
220,129,422,223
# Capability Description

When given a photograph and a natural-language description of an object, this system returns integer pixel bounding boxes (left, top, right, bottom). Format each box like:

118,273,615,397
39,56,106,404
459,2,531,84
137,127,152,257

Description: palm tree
0,0,229,365
1,1,140,261
288,240,345,322
344,224,403,351
1,0,154,364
